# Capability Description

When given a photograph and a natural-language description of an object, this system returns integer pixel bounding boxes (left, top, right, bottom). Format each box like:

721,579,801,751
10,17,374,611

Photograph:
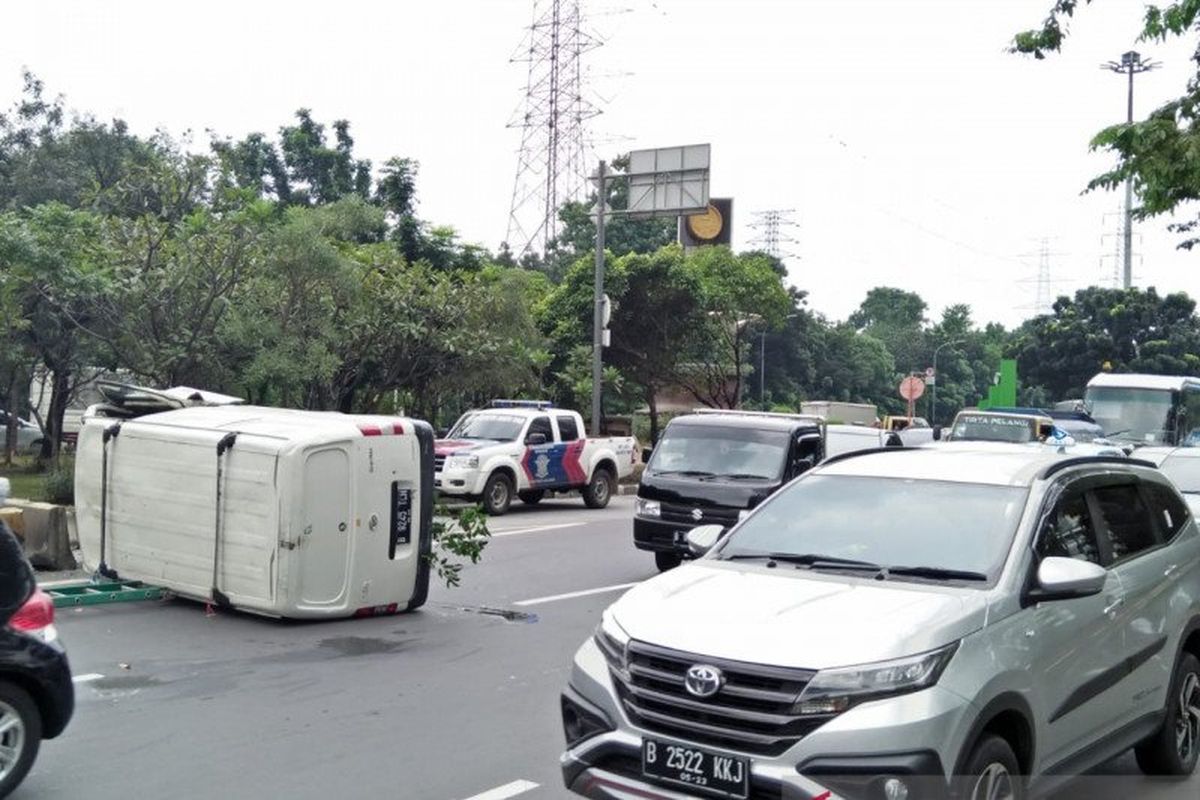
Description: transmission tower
1017,238,1067,315
506,0,601,258
1100,209,1141,288
748,209,799,260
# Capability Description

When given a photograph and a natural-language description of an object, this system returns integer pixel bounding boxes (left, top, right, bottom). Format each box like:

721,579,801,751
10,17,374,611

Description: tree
1008,286,1200,400
676,247,793,409
1014,2,1200,247
603,247,708,442
849,286,928,379
0,204,108,460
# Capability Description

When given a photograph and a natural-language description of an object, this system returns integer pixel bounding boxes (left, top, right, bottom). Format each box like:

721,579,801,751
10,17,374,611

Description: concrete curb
2,499,78,571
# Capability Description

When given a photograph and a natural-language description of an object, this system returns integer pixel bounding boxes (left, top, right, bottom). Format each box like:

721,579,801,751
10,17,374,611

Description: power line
506,0,602,257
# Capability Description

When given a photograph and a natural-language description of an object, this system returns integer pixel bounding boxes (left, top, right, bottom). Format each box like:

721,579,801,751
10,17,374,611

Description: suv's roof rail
1039,454,1157,479
689,408,823,423
819,444,915,467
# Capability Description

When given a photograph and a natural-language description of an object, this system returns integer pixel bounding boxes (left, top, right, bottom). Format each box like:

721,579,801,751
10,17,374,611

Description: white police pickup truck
435,400,637,515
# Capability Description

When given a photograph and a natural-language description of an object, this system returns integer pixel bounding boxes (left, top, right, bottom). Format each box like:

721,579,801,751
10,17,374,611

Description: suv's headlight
635,498,661,518
445,453,479,470
594,612,630,677
794,643,958,715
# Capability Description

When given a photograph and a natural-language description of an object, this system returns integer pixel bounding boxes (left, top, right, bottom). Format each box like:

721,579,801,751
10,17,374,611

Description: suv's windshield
1084,387,1174,444
649,424,790,480
447,413,525,442
719,475,1027,582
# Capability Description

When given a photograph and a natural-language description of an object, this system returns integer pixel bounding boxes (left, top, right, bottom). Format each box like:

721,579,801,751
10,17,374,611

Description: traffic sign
899,376,926,401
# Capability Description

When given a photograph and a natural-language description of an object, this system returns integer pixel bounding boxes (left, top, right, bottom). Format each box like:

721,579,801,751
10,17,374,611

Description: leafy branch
426,502,491,588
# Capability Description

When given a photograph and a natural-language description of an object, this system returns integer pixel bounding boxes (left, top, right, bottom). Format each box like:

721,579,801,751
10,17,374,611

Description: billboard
625,144,710,219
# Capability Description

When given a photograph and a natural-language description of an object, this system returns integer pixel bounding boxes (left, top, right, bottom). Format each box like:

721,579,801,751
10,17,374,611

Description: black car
0,517,73,798
634,410,824,571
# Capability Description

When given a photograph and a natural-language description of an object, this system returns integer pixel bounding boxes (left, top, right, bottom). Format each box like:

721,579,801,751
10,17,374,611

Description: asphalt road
15,495,1200,800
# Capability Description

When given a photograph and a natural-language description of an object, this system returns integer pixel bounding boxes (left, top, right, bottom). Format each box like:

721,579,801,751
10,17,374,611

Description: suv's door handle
1164,564,1179,578
1104,597,1125,616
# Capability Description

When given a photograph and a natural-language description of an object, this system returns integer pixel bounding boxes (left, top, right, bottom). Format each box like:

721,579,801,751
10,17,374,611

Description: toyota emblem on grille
685,664,724,698
691,507,703,522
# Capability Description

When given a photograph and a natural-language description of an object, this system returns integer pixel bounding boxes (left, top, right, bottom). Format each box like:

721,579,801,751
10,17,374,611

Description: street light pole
1103,50,1159,290
590,160,607,436
930,339,963,424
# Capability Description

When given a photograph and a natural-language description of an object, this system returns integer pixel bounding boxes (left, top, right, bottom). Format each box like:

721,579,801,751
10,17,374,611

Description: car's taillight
8,588,57,643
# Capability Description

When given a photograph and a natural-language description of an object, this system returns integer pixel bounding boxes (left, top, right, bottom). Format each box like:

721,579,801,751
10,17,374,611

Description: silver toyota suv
560,443,1200,799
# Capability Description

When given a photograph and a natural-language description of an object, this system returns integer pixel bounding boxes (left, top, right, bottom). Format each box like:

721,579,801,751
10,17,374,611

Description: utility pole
591,159,607,435
1103,50,1159,290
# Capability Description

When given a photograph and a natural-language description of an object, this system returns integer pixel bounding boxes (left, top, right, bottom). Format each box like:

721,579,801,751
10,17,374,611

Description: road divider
514,581,639,607
459,779,539,800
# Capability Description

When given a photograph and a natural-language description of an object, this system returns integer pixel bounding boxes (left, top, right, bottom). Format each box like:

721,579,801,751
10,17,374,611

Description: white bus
1084,372,1200,447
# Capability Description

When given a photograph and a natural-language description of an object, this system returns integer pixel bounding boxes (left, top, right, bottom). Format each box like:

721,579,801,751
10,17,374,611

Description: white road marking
459,779,540,800
490,522,581,537
72,673,104,684
514,582,639,607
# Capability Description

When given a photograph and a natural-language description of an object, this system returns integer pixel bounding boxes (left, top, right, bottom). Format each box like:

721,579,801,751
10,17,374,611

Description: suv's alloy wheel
1135,651,1200,775
970,763,1016,800
957,735,1021,800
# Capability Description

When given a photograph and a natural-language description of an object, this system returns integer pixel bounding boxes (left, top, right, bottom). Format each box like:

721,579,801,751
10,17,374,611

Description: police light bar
490,399,554,410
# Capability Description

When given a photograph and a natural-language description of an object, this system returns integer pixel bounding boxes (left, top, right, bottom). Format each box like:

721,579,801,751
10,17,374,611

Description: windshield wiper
653,469,716,477
703,472,774,481
721,552,882,570
881,565,989,582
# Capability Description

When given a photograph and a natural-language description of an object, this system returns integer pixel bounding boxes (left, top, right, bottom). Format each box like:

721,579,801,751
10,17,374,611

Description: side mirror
436,428,450,439
685,525,724,558
641,447,653,464
1032,557,1107,602
932,425,943,441
525,432,548,446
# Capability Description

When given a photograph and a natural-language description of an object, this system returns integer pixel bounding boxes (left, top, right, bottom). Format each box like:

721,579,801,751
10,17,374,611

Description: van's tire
1135,651,1200,776
954,734,1022,800
518,490,545,506
0,681,42,799
482,472,514,516
582,467,614,509
655,551,683,572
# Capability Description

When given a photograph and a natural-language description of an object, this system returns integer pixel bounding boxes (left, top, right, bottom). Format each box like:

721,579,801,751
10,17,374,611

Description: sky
2,0,1198,329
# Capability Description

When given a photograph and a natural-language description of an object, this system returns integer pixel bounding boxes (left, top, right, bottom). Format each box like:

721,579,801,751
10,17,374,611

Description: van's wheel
582,467,614,509
1135,651,1200,776
655,551,682,571
955,734,1021,800
0,681,42,799
518,490,545,506
482,472,514,516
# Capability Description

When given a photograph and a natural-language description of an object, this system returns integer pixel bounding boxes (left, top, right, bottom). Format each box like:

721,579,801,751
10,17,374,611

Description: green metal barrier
46,580,167,607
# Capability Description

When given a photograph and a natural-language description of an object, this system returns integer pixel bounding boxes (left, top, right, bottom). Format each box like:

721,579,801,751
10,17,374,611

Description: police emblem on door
534,452,551,479
691,508,703,522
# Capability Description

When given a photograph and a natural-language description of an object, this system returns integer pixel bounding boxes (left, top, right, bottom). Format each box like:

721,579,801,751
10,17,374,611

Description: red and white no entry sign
899,376,926,401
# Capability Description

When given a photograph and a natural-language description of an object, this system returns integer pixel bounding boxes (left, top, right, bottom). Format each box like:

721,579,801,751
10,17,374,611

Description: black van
634,410,824,570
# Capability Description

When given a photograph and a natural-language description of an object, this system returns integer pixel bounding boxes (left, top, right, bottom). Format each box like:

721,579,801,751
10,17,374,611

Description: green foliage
1014,1,1200,247
1008,286,1200,399
42,462,74,505
427,503,491,588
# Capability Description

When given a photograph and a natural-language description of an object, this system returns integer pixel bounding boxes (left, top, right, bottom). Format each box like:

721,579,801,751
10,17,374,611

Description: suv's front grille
607,640,833,757
434,454,446,473
659,502,741,527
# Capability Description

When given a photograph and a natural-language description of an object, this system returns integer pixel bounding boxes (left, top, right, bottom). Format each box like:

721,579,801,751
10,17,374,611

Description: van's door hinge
279,539,299,550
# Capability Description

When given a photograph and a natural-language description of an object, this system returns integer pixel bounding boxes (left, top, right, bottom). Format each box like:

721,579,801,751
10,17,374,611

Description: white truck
435,400,637,515
800,400,878,426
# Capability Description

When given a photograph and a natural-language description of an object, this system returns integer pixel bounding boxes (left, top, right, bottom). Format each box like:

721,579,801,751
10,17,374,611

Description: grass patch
0,455,72,503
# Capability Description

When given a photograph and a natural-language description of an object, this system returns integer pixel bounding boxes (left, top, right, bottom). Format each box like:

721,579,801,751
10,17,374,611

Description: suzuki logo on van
685,665,724,698
691,508,703,522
